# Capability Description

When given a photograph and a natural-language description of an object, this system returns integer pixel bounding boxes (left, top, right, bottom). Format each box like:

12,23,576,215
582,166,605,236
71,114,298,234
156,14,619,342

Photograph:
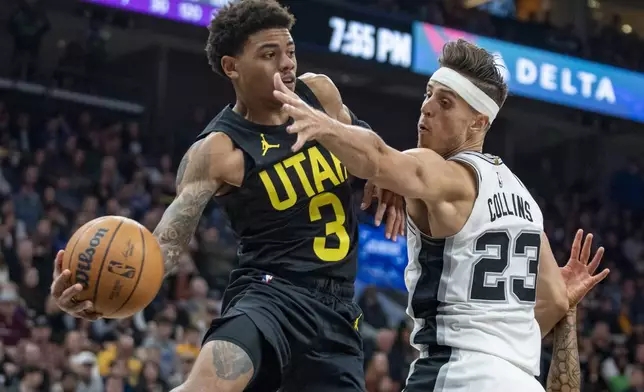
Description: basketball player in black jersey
49,1,405,391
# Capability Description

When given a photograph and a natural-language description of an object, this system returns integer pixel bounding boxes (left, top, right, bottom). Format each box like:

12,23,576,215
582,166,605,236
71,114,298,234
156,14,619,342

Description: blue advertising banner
357,223,407,291
412,22,644,123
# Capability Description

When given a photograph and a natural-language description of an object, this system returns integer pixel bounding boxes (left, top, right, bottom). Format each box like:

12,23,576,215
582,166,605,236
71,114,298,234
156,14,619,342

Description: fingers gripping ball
63,216,164,318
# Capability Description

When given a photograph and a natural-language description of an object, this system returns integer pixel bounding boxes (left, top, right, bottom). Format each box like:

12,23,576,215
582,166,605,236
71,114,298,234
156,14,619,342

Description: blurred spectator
182,276,210,329
7,0,51,80
30,315,65,373
12,112,35,153
97,335,142,386
175,325,200,360
629,366,644,392
0,286,29,346
359,286,389,330
365,352,391,392
143,316,177,378
387,321,416,390
103,358,133,392
12,165,43,232
70,351,102,392
133,360,168,392
7,365,47,392
167,351,195,389
52,370,80,392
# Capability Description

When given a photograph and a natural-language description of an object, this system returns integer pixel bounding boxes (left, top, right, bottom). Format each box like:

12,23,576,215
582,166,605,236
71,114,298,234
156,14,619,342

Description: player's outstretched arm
153,133,239,277
274,74,467,203
300,73,406,239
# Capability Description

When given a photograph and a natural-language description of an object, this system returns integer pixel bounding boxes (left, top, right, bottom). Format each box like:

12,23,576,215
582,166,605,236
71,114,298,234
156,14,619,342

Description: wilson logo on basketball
107,261,136,278
76,228,109,288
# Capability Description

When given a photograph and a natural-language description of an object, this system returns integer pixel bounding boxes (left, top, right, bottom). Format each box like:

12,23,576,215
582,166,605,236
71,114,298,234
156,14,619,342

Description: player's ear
221,56,239,80
470,114,488,134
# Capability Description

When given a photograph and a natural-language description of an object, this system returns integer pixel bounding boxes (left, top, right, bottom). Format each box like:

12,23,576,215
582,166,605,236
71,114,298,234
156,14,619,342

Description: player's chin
417,134,432,149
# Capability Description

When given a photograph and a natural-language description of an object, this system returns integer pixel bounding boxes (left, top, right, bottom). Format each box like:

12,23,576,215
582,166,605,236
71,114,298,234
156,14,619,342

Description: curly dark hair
438,39,508,108
206,0,296,77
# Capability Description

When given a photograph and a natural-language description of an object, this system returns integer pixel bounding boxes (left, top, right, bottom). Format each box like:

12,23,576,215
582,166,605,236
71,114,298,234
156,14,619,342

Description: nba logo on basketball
262,274,273,283
107,261,136,279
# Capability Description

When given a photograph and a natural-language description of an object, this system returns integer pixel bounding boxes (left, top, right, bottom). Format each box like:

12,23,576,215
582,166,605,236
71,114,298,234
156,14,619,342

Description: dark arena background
1,0,644,391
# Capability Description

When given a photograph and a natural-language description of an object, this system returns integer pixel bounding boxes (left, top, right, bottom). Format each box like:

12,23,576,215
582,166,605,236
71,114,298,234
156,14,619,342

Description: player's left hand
273,73,339,152
50,250,103,321
560,229,609,308
362,180,405,241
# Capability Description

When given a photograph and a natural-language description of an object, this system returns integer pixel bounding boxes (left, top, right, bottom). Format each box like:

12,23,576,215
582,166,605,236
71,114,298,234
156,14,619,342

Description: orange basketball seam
92,220,125,306
106,225,148,318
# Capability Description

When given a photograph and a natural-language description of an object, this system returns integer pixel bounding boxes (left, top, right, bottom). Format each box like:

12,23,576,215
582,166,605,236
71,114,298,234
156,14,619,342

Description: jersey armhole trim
512,173,528,190
407,218,446,245
208,130,252,188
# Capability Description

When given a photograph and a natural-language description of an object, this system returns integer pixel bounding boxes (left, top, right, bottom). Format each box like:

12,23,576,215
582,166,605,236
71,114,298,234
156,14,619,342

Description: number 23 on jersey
469,231,541,304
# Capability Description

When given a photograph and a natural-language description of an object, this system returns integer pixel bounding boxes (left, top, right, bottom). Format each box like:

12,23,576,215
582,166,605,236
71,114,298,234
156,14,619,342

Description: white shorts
405,349,545,392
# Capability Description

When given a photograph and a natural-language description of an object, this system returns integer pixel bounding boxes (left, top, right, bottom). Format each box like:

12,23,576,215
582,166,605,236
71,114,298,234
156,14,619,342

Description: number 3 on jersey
469,231,541,304
309,192,350,262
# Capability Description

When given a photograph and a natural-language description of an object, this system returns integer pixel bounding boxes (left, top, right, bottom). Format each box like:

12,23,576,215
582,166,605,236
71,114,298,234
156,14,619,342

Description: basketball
63,216,165,319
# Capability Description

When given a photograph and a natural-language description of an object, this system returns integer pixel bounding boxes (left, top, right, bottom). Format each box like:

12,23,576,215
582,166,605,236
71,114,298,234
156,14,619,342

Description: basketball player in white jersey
272,38,608,391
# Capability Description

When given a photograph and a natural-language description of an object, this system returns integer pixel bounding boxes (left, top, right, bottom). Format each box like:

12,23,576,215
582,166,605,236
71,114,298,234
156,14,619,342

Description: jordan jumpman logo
261,134,280,156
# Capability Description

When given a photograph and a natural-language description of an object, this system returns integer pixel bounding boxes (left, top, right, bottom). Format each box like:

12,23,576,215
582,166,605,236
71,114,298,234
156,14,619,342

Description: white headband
430,67,499,124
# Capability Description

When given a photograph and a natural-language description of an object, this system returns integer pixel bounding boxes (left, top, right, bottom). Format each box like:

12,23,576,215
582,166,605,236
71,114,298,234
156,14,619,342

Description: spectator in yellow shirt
96,335,141,386
175,325,200,359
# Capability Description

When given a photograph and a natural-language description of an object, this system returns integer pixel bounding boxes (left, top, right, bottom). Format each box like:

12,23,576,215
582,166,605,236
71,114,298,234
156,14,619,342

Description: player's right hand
560,229,609,308
362,180,406,241
50,250,103,321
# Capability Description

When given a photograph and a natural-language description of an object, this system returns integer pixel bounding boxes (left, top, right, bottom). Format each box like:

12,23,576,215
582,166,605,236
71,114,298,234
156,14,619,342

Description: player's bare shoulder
401,148,474,190
299,72,337,95
177,132,244,190
401,148,477,236
299,73,344,119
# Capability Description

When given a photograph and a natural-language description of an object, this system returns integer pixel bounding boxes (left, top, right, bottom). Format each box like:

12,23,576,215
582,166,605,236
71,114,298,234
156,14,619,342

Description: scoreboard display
82,0,414,70
82,0,226,26
287,1,412,69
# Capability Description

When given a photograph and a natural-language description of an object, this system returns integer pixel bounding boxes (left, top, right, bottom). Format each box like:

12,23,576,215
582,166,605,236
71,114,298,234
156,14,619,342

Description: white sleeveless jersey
405,151,544,376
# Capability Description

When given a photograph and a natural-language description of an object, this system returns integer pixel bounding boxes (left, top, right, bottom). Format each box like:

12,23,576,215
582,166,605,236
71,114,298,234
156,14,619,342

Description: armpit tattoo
153,139,218,277
211,341,254,381
546,309,581,392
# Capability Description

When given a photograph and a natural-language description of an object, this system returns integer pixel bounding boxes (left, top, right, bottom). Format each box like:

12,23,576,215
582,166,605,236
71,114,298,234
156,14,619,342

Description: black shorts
202,268,365,392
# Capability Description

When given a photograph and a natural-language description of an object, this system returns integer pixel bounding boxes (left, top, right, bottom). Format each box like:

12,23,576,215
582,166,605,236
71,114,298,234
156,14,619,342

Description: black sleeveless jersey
196,79,358,282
